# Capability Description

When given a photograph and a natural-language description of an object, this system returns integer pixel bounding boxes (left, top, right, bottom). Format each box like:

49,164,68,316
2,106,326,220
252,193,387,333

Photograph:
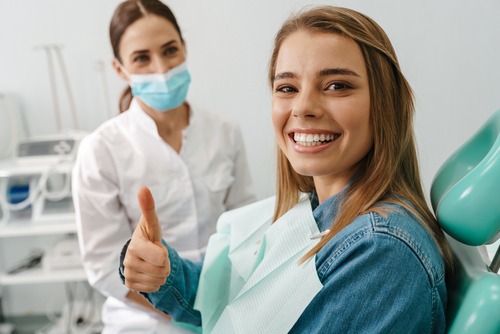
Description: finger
125,278,164,293
125,242,170,275
124,262,169,280
137,186,162,242
123,254,169,293
123,263,168,287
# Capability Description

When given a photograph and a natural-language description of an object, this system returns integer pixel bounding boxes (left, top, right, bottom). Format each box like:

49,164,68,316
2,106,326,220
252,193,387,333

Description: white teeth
293,133,338,146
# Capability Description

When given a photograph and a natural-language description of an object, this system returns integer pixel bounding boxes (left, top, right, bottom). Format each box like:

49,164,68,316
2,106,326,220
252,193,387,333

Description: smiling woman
120,5,453,334
272,31,372,201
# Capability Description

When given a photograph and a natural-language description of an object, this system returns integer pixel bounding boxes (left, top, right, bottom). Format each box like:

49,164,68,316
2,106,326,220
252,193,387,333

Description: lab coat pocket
122,182,173,223
148,183,172,206
204,167,234,193
122,183,169,205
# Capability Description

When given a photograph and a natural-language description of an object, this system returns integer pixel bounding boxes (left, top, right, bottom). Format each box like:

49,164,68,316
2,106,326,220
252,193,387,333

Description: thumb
137,186,162,243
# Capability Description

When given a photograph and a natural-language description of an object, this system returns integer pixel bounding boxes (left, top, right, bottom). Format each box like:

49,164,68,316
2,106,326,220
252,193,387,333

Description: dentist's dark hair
109,0,184,113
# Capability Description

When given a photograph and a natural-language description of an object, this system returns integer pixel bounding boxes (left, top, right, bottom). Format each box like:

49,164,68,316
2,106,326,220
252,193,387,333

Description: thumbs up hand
123,186,170,292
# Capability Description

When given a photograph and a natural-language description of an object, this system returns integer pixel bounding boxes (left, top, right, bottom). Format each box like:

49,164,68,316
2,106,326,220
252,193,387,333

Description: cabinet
0,218,106,333
0,161,103,333
0,219,86,285
0,217,107,333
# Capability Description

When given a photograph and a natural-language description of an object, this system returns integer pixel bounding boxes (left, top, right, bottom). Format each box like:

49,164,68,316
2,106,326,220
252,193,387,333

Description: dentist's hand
123,186,170,292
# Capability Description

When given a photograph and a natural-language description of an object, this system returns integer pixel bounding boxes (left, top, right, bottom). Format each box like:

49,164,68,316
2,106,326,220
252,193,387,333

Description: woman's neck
139,100,190,152
313,172,352,204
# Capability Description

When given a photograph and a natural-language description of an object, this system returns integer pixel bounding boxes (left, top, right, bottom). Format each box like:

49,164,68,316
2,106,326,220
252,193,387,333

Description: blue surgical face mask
121,61,191,112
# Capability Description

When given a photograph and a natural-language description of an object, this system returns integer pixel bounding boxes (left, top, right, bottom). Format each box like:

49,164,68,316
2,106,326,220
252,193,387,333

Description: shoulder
76,112,134,164
190,106,241,136
81,113,128,145
317,203,445,287
83,98,152,146
188,107,245,159
307,203,447,333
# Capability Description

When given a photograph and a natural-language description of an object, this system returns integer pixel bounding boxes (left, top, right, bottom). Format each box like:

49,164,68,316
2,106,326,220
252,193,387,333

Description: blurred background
0,0,498,332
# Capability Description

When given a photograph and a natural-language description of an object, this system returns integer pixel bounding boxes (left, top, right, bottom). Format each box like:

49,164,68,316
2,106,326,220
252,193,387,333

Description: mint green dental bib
194,196,324,334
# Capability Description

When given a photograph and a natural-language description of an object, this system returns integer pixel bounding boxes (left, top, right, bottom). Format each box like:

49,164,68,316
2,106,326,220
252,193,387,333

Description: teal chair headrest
430,109,500,246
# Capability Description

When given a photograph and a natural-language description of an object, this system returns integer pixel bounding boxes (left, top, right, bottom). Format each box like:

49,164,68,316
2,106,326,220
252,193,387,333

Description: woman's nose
292,88,323,119
152,57,170,74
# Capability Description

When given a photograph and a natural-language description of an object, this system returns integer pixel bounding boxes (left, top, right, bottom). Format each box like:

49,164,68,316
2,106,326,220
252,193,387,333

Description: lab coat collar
128,98,195,142
128,98,157,133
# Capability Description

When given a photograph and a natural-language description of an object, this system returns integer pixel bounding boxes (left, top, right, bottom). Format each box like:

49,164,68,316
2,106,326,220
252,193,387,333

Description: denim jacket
121,191,447,333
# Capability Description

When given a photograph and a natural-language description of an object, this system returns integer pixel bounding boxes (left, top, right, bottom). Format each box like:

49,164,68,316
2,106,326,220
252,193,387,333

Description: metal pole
53,45,79,130
41,45,62,132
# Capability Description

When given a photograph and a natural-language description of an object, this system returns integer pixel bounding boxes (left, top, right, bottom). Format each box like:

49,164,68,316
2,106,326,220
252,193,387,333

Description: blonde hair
269,6,453,275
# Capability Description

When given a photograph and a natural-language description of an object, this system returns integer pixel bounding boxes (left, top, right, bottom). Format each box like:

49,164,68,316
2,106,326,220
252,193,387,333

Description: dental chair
430,109,500,333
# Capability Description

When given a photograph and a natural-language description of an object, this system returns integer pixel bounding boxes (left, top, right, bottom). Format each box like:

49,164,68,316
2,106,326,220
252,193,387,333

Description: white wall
0,0,499,315
1,0,500,198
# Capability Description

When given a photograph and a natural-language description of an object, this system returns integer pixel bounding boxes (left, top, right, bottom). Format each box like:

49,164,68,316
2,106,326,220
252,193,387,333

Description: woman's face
272,30,373,201
116,14,186,76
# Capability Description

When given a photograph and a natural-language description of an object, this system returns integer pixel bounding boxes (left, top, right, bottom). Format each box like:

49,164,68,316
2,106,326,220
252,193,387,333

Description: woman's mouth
292,132,340,147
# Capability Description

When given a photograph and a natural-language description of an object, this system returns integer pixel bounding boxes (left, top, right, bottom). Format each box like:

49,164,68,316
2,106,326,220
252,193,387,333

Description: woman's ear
112,58,129,82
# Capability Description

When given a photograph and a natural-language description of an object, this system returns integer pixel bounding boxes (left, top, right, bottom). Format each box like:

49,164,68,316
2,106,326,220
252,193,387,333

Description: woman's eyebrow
130,40,177,56
160,40,177,49
130,49,149,56
273,67,361,82
319,68,361,77
273,71,295,82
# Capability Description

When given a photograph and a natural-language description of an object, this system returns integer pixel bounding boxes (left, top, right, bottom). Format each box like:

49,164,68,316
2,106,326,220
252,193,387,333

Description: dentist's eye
164,46,179,56
134,54,150,63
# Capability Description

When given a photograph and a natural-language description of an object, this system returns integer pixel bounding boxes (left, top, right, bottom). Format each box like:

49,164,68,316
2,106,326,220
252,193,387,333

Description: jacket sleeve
290,230,446,334
72,134,132,301
142,242,203,326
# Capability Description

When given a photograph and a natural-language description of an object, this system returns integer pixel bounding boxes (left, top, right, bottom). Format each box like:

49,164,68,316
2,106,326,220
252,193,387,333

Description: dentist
72,0,255,333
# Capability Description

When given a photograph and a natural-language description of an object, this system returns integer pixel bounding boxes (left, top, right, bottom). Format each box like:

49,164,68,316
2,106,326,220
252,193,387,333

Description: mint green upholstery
444,238,500,333
431,109,500,246
430,110,500,334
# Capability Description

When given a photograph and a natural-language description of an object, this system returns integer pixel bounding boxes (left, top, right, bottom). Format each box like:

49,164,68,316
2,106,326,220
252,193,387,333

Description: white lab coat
72,99,255,333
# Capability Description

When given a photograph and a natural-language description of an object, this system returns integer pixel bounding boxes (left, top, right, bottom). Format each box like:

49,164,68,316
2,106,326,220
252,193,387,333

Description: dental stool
430,109,500,333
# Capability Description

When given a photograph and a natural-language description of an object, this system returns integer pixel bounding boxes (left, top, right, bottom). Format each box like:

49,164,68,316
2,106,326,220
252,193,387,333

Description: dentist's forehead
119,15,181,57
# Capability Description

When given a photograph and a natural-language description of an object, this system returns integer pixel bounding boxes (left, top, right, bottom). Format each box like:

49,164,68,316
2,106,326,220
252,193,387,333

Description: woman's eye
134,54,149,63
275,85,296,93
327,82,351,91
164,46,179,56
